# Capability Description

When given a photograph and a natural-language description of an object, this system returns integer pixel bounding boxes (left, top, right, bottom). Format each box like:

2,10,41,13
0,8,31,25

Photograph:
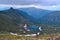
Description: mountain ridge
18,7,51,19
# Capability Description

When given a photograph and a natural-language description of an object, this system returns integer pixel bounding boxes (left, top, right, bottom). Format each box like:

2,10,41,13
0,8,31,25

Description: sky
0,0,60,10
0,0,60,5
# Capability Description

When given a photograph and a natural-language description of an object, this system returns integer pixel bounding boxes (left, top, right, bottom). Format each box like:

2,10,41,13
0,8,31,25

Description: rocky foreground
0,33,60,40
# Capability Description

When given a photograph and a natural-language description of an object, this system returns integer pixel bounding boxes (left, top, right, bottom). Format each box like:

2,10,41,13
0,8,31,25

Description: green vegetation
0,8,33,33
40,24,60,34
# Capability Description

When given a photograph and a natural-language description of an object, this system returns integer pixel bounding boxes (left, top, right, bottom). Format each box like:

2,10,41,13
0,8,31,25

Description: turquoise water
27,26,39,31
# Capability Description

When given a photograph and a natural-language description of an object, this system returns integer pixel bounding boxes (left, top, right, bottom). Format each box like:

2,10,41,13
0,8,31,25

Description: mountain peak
10,7,14,9
8,7,15,11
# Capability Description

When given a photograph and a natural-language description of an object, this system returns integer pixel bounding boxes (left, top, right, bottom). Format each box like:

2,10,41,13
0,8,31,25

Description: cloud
39,0,60,5
0,0,60,5
0,4,60,11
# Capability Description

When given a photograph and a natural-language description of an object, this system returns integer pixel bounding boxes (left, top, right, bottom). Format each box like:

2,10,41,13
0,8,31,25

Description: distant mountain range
18,7,60,26
19,7,51,19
